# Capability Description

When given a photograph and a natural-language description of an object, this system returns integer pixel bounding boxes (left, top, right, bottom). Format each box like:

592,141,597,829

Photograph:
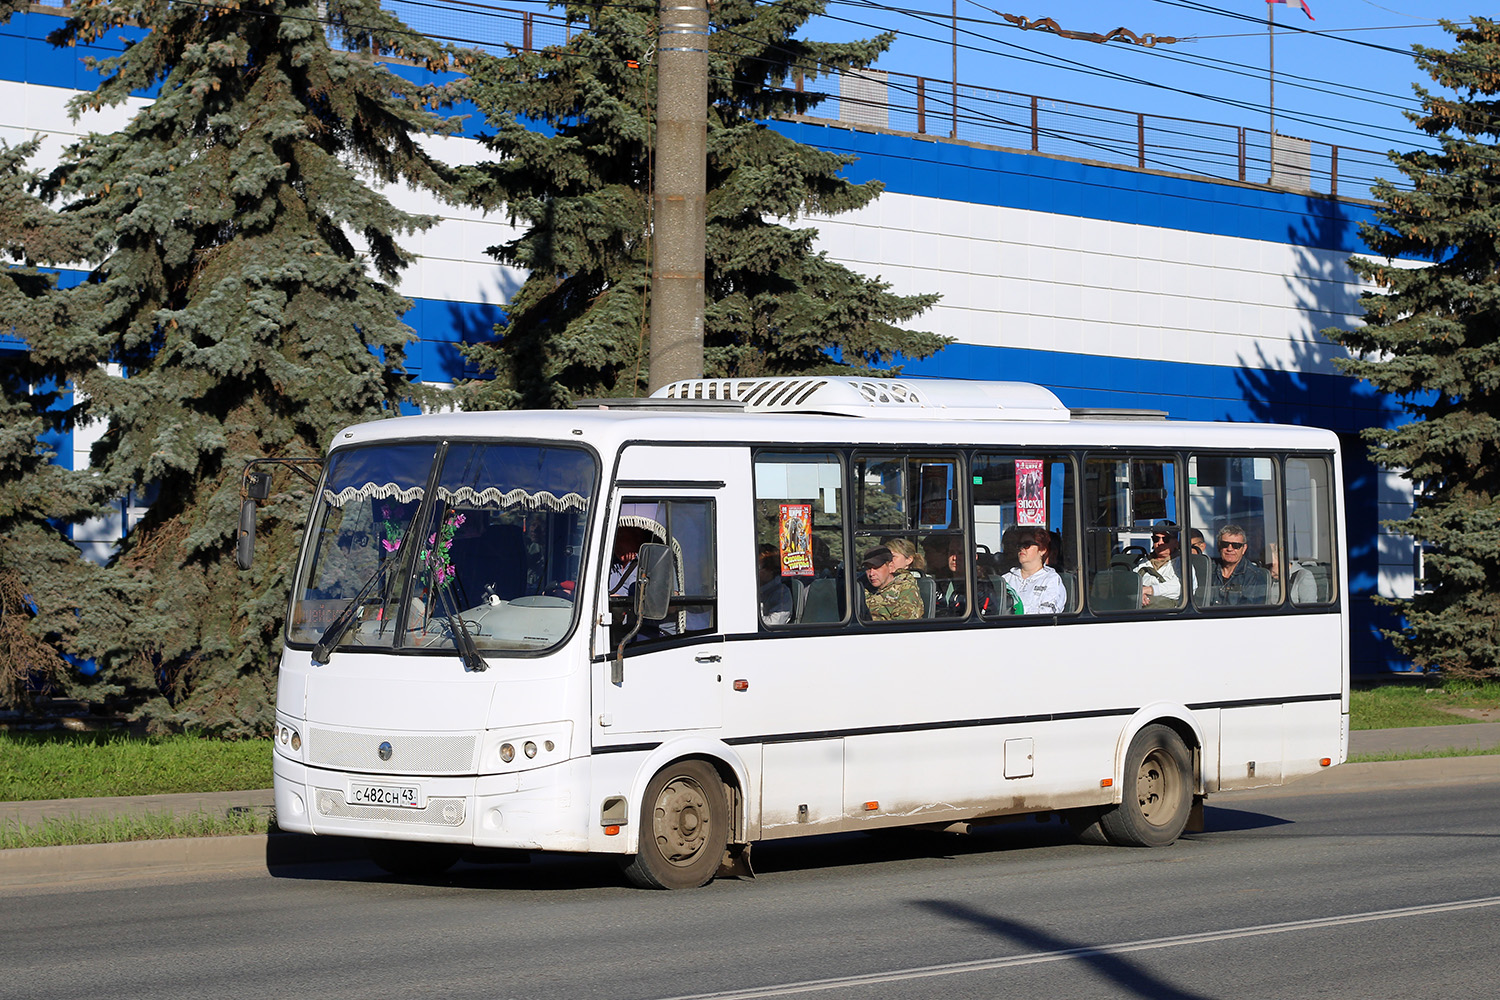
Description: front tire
621,759,729,890
1098,724,1194,848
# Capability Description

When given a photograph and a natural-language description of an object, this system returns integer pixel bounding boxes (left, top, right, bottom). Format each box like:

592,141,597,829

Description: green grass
1350,681,1500,730
0,809,273,850
0,732,272,802
1347,745,1500,764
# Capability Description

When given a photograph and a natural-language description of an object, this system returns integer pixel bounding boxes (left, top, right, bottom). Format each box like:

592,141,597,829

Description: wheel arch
1110,703,1205,803
621,737,750,854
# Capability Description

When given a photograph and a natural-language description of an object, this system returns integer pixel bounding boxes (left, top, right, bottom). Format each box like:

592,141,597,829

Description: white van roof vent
655,377,1070,421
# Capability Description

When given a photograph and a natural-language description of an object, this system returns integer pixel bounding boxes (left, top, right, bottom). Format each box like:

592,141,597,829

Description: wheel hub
653,776,710,866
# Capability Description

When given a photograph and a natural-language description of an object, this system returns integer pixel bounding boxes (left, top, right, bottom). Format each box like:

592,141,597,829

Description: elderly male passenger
1208,523,1269,605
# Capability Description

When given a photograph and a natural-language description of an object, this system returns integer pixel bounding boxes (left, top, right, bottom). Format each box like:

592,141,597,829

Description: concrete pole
648,0,709,393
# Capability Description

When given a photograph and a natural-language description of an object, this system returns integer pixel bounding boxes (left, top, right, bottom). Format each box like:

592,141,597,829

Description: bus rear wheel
1099,724,1193,848
621,759,728,890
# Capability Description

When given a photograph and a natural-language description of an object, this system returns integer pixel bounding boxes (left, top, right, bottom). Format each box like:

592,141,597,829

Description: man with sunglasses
1208,523,1269,606
1135,520,1185,608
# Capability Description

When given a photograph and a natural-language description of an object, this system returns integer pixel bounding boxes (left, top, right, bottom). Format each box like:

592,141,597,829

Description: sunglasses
1220,541,1246,550
1151,534,1172,541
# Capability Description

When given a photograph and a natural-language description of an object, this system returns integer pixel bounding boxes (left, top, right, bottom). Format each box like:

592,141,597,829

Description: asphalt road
3,770,1500,1000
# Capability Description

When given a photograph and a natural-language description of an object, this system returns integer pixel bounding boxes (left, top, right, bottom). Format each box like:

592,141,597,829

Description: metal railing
806,67,1408,201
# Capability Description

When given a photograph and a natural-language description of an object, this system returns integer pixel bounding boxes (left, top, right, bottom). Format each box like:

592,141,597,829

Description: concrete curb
0,832,370,888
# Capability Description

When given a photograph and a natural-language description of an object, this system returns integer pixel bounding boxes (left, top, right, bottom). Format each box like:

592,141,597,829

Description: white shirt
1134,556,1182,605
1001,565,1067,615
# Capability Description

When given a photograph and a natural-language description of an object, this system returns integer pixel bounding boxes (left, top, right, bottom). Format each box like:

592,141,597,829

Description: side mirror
236,497,257,570
613,542,675,684
634,543,674,621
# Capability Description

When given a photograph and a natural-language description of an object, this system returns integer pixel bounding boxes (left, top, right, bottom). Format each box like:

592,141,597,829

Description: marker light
604,825,621,836
1100,778,1113,788
733,679,749,692
864,801,879,811
1320,758,1332,767
500,743,515,763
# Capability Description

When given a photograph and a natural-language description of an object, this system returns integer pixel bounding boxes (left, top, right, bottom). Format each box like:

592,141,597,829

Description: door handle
695,653,722,663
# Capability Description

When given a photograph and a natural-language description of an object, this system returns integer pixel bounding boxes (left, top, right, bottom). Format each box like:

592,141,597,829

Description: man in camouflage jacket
861,546,924,621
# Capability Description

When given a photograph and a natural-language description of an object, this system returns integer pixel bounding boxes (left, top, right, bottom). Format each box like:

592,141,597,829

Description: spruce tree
0,135,114,712
1326,18,1500,679
2,1,463,732
456,0,947,409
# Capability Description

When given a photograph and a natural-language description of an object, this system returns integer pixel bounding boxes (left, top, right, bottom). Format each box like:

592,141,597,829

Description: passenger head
1150,520,1179,558
1217,524,1248,567
1189,528,1206,556
861,546,896,588
757,545,779,583
1013,526,1050,572
884,537,918,573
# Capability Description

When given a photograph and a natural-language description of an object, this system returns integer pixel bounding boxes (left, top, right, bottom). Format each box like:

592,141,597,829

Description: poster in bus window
1015,460,1046,526
779,504,814,576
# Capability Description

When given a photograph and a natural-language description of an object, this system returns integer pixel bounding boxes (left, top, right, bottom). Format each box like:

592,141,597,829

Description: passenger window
972,453,1078,615
1189,455,1281,608
854,454,960,622
1285,456,1337,605
1083,456,1183,613
607,498,717,648
753,453,845,626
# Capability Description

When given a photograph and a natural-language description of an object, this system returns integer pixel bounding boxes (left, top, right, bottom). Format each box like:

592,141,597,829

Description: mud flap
716,842,754,880
1185,795,1205,833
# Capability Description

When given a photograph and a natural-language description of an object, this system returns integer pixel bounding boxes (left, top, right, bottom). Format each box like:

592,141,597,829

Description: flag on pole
1266,0,1314,19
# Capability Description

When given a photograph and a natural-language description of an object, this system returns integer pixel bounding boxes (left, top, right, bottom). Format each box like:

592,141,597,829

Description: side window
853,453,960,622
753,453,845,626
1083,455,1183,613
607,498,717,648
972,453,1078,616
1285,455,1337,605
1189,454,1280,609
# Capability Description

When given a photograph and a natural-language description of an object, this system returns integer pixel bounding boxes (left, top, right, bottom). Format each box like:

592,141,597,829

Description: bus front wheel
1099,724,1193,848
621,759,728,890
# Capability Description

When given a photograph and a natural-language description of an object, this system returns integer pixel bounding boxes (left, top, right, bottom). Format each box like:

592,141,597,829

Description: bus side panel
760,738,844,834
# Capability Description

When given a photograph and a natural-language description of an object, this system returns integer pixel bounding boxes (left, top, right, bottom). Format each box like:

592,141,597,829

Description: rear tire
621,759,728,890
369,841,461,877
1098,724,1193,848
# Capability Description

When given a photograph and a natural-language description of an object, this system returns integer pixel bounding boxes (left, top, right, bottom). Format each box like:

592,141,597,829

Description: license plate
347,782,424,809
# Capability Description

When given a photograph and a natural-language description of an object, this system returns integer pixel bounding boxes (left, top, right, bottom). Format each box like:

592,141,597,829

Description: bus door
594,450,737,736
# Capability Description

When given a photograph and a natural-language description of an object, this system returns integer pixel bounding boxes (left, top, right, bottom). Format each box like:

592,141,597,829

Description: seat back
1089,567,1141,611
801,578,841,623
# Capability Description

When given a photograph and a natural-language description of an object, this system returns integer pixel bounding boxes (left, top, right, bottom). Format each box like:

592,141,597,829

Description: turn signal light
863,801,879,811
1100,778,1113,788
733,679,749,692
1320,758,1332,767
500,743,515,763
604,825,621,836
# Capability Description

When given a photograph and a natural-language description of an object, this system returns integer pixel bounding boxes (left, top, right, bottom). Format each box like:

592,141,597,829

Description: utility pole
648,0,709,393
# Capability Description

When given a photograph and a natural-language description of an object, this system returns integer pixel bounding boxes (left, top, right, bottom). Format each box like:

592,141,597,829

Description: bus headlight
483,722,573,773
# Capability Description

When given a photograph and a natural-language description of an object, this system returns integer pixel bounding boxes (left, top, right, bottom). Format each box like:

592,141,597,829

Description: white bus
268,377,1348,888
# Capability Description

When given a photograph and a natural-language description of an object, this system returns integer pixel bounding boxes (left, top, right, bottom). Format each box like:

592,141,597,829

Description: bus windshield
288,441,595,655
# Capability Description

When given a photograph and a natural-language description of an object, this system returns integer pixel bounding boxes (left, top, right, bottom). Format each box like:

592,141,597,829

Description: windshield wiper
312,557,396,665
434,581,488,673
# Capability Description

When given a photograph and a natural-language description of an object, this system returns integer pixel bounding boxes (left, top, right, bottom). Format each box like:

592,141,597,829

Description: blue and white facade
0,8,1412,674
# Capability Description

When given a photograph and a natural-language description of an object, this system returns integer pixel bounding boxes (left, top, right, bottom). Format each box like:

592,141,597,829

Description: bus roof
328,379,1339,455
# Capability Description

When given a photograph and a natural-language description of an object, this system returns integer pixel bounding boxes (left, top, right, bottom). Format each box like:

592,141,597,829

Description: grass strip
1350,682,1500,730
0,732,272,801
0,809,273,851
1346,745,1500,764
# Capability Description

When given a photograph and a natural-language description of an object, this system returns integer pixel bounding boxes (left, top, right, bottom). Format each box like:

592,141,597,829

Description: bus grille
314,789,467,827
308,728,478,774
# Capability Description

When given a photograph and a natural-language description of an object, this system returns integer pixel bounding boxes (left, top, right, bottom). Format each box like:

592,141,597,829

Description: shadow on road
262,804,1296,893
912,899,1213,1000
